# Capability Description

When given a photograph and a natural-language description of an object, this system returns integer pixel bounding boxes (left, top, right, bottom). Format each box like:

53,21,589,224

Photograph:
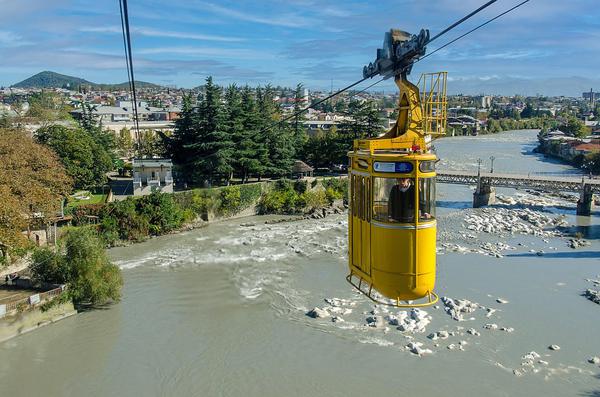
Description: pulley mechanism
363,28,429,79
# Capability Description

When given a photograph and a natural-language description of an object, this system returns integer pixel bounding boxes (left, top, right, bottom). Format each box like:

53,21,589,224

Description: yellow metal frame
417,72,448,138
346,271,439,308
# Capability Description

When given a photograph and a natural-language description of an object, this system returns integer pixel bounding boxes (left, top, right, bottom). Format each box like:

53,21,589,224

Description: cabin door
351,174,371,276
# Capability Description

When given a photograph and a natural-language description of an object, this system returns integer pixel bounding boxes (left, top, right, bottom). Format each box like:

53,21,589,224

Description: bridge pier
577,184,593,216
473,182,496,208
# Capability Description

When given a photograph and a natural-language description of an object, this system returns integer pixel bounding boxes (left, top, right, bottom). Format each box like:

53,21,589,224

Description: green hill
12,71,93,89
12,71,160,90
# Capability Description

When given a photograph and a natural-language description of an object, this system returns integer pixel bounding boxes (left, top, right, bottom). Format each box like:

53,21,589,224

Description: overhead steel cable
427,0,497,44
260,0,517,134
343,0,533,97
418,0,531,63
118,0,141,153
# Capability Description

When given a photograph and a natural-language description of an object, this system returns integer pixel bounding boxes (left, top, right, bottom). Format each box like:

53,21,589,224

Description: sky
0,0,599,95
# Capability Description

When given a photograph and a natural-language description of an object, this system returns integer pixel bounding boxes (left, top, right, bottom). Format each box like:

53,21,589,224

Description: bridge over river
436,170,600,215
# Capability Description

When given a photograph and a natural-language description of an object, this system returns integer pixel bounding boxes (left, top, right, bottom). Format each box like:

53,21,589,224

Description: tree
291,83,308,155
259,85,295,177
168,77,233,185
520,103,534,119
31,228,122,305
237,86,268,181
117,128,134,157
561,116,589,138
36,125,113,189
0,128,72,260
26,90,72,126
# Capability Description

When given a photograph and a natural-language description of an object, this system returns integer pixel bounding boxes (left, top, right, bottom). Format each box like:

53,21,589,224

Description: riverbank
1,130,599,397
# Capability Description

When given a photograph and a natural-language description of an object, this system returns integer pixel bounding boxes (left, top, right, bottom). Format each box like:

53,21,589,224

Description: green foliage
321,178,348,201
561,116,590,138
219,186,242,216
299,189,328,210
169,80,298,184
31,247,70,284
99,199,149,244
136,192,185,235
36,124,113,189
257,178,344,214
169,77,234,185
30,228,122,305
238,183,262,208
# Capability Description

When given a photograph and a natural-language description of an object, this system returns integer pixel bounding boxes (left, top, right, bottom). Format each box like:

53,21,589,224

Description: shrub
300,190,328,210
136,191,184,235
30,228,123,305
219,186,242,216
325,186,343,204
100,199,149,243
239,184,262,208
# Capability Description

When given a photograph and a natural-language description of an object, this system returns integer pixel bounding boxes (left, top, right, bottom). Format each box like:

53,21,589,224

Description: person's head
397,178,411,188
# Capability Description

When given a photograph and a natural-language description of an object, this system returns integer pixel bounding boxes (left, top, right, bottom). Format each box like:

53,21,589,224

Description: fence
1,285,66,316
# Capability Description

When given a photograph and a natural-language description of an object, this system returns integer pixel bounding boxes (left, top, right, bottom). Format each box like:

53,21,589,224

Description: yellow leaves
0,128,72,253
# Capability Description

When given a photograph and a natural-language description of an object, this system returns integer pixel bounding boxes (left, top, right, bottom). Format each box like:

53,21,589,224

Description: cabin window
418,177,436,221
373,177,416,223
373,177,435,223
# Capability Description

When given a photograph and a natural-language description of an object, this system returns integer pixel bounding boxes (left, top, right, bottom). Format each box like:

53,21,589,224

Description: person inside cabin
389,178,431,222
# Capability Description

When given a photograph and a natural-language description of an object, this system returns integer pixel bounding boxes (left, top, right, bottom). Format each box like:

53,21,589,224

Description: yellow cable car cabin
347,30,447,307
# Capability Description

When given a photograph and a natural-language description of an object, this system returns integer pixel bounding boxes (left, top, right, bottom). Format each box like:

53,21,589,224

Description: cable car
347,29,447,307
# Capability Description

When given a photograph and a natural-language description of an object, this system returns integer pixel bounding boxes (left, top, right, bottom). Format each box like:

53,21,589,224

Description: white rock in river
522,351,541,361
548,344,560,351
587,356,600,364
483,323,498,330
496,298,509,304
406,342,432,356
500,327,515,333
467,328,481,336
331,316,344,323
306,307,329,318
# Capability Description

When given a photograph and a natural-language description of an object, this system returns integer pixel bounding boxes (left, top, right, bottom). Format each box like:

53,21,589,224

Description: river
1,130,599,397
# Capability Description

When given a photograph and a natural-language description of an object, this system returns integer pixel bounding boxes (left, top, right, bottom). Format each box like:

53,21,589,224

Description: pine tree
188,77,233,185
169,94,199,183
237,86,268,182
258,85,295,178
291,83,308,155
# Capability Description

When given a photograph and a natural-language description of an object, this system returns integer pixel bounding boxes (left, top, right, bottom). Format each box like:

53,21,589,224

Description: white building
132,158,174,196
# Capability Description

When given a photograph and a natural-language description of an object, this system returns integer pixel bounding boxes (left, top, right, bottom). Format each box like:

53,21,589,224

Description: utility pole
476,158,482,193
490,156,495,173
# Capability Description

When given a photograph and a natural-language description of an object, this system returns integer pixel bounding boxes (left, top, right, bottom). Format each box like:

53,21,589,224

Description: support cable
427,0,497,44
419,0,531,63
262,0,531,134
119,0,141,154
260,0,525,134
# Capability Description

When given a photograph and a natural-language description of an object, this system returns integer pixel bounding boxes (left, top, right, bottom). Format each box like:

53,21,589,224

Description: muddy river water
1,130,599,396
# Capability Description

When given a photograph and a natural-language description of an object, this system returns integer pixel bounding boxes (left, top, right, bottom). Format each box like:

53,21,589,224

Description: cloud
285,37,373,60
137,46,276,60
0,30,33,47
197,2,314,28
81,26,245,42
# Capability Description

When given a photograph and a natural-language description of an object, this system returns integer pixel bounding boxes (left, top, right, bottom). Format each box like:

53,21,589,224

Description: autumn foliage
0,128,72,260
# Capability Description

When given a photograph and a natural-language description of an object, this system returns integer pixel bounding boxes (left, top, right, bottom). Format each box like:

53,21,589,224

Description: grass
66,191,106,210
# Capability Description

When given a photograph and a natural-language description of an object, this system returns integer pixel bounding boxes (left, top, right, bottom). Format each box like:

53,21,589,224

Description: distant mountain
12,71,93,89
11,71,161,90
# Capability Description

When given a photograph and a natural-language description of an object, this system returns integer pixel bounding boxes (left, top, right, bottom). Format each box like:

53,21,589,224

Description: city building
132,158,174,196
